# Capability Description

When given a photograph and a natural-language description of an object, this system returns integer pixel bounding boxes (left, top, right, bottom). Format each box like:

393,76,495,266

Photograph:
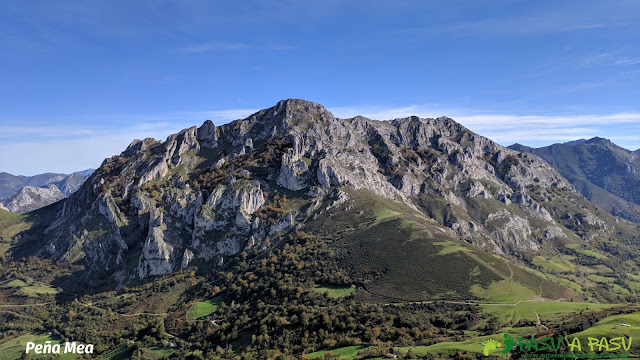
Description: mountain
0,184,66,213
10,99,639,300
3,99,640,359
0,169,94,213
509,137,640,223
54,169,95,195
0,169,94,200
0,172,67,200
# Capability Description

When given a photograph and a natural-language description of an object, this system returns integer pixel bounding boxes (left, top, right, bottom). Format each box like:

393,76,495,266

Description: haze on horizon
1,0,638,176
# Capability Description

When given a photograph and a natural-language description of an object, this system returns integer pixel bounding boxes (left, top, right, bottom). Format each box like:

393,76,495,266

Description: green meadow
187,297,222,319
313,284,355,298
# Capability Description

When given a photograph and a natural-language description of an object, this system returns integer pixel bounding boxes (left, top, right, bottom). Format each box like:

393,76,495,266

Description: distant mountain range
0,169,94,212
509,137,640,223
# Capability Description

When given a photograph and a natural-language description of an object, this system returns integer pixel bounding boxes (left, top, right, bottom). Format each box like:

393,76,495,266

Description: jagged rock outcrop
22,99,621,284
137,208,173,278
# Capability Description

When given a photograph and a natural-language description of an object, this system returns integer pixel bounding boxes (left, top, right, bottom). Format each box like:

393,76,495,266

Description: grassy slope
0,277,61,301
14,284,60,298
313,284,355,298
305,189,573,303
481,301,615,325
569,312,640,354
187,297,222,319
0,209,29,255
0,201,63,259
296,188,638,358
305,345,366,359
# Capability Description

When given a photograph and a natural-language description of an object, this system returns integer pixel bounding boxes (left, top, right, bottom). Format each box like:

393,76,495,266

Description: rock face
0,184,66,213
510,138,640,223
54,170,94,196
20,99,624,285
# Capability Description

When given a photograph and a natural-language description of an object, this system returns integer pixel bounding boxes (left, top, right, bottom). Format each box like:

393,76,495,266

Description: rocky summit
12,99,638,294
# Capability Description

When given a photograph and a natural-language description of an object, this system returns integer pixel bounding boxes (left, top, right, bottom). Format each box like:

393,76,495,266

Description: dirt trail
504,261,513,289
530,308,549,330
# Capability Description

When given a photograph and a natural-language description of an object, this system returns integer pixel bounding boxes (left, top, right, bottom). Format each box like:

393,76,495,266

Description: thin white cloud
614,57,640,66
0,109,258,143
328,104,640,151
452,113,640,129
400,13,607,38
330,104,441,120
178,42,254,53
395,1,639,39
177,43,295,53
576,53,640,69
1,106,638,175
432,17,605,36
147,75,188,85
576,53,614,69
182,109,259,121
0,126,97,138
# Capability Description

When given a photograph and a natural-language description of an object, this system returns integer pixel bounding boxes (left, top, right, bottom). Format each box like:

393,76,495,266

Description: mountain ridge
0,169,94,213
509,137,640,223
6,99,636,303
2,99,640,359
0,169,94,199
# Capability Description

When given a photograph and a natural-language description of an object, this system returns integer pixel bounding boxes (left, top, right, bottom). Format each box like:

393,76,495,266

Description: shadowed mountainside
510,138,640,223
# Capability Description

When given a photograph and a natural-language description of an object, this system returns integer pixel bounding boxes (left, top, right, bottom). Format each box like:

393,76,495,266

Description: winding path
530,307,549,330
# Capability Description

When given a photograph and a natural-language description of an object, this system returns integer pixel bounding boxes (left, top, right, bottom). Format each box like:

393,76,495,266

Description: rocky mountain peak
20,99,629,287
275,98,332,120
582,136,619,150
584,136,610,144
123,138,163,157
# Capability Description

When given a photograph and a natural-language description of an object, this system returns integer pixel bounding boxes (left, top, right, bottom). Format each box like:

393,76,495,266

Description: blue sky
1,0,639,175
